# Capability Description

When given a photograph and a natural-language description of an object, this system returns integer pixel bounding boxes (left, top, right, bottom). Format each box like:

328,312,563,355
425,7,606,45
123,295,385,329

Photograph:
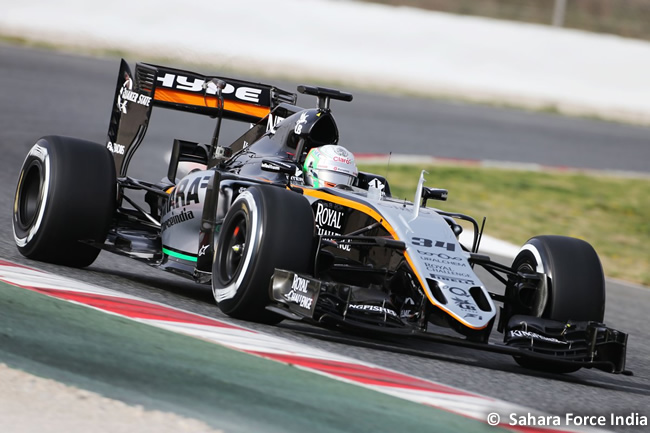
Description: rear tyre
508,235,605,373
13,136,116,267
212,185,315,323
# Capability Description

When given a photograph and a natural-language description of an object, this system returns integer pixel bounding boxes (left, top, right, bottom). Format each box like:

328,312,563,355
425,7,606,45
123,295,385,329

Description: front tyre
508,235,605,373
13,136,116,268
212,185,315,323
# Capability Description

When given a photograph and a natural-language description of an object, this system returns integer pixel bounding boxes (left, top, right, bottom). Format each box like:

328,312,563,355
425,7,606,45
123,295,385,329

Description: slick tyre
212,185,315,324
13,136,116,268
509,235,605,373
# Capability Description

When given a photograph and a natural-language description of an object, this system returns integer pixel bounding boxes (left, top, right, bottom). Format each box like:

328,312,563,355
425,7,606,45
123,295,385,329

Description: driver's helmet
303,145,358,188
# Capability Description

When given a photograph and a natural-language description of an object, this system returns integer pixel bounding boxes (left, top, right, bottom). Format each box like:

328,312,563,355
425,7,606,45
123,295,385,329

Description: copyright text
503,412,647,427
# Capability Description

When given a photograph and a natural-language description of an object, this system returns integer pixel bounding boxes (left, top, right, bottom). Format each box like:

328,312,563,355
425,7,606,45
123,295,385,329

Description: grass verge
0,281,497,433
359,163,650,287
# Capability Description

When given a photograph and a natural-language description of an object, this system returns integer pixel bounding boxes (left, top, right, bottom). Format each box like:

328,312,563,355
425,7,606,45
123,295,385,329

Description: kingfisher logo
348,304,398,317
509,330,568,345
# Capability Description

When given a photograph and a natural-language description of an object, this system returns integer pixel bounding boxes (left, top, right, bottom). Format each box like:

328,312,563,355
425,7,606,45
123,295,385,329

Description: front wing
268,269,630,375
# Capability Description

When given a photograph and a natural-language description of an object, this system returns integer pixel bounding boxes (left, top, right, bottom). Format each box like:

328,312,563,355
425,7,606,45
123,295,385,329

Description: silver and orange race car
13,60,628,375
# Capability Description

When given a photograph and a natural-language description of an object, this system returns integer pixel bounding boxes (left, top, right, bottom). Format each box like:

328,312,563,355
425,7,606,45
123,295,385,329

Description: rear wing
106,59,296,176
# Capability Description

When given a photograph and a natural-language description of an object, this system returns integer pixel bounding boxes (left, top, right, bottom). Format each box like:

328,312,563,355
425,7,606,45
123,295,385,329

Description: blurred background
363,0,650,40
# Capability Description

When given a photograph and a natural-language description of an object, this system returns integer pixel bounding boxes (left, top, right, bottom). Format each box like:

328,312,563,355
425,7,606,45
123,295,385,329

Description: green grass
360,163,650,287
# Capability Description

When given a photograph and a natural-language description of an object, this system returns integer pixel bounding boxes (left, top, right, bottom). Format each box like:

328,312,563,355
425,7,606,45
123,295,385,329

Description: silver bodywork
161,169,213,259
162,162,497,330
305,187,497,330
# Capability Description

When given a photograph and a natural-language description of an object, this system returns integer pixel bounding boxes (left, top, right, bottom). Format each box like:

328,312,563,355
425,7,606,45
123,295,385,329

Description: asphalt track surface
2,44,650,431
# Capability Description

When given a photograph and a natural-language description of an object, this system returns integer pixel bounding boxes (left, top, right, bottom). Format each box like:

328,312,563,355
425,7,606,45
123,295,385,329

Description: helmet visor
315,169,355,187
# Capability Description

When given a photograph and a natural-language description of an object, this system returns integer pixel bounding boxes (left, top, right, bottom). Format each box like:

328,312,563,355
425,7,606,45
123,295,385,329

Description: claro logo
156,73,262,103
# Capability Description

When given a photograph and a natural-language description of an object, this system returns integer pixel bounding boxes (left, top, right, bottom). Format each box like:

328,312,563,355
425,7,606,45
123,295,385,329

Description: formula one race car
12,60,628,374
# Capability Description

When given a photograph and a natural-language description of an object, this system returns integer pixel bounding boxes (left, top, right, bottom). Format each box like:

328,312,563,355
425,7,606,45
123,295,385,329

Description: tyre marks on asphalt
0,258,607,433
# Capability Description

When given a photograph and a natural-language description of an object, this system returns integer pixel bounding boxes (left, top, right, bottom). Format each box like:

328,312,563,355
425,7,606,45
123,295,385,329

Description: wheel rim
218,212,248,285
516,259,548,317
17,162,43,229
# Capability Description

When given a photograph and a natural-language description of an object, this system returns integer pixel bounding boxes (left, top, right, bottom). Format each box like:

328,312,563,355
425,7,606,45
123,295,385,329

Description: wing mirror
421,187,448,207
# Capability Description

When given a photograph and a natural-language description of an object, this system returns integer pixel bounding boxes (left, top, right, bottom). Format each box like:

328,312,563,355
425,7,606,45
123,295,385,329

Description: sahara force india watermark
486,412,647,428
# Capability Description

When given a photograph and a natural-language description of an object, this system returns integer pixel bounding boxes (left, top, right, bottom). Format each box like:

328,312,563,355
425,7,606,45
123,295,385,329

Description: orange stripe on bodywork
300,188,398,238
154,88,270,119
299,187,488,330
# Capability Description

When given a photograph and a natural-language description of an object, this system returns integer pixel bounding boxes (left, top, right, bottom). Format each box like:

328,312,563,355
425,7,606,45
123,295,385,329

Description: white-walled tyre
212,185,315,323
509,235,605,373
13,136,116,267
